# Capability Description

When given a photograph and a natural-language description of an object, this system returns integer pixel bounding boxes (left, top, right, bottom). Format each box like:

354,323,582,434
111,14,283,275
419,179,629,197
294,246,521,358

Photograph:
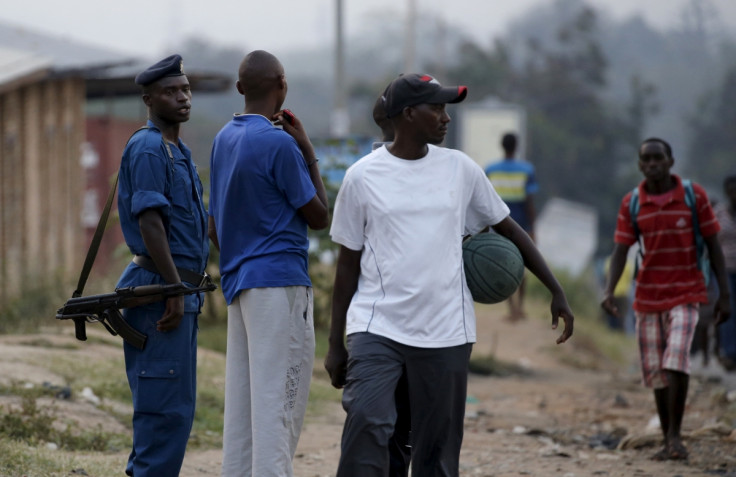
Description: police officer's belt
133,255,207,286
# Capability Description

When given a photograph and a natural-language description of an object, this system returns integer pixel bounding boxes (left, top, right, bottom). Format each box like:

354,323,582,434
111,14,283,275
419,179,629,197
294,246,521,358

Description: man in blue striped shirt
485,132,538,321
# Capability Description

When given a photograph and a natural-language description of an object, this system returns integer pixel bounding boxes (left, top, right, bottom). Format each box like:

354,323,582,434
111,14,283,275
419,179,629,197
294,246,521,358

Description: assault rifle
56,276,217,350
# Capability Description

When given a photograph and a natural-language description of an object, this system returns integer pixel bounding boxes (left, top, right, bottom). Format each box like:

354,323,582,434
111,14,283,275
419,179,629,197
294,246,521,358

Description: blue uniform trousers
123,303,198,477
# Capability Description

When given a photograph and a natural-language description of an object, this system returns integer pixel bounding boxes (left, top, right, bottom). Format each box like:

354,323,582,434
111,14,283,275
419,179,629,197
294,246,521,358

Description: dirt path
180,304,736,477
1,303,734,476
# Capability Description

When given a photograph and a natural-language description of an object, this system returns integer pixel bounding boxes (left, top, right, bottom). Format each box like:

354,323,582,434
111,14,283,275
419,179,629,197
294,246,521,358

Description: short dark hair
641,137,673,158
373,95,394,142
501,133,517,153
724,174,736,189
238,50,283,99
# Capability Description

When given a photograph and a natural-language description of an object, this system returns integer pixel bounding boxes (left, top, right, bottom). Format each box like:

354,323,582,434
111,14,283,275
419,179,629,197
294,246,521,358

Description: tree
441,0,657,253
511,5,631,250
686,61,736,192
437,39,513,100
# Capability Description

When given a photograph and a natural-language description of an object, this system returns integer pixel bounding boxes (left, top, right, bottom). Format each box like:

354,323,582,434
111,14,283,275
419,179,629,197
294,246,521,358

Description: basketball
462,232,525,304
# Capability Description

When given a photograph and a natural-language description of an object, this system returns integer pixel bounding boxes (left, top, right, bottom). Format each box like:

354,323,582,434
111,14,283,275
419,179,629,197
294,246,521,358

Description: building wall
0,76,85,305
83,116,143,274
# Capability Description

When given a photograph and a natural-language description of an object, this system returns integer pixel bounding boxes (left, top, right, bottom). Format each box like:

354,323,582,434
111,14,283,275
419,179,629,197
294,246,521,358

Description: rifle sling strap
73,173,118,298
132,255,206,287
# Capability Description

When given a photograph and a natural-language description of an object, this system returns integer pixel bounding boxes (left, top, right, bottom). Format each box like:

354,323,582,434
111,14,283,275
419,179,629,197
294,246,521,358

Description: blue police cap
135,54,185,86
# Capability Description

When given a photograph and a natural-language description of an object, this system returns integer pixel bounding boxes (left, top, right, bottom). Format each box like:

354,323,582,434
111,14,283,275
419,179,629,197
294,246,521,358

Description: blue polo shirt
208,114,316,304
116,121,209,311
484,158,538,231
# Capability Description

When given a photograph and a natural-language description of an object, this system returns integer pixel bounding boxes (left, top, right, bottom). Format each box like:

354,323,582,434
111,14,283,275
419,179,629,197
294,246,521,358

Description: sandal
667,441,689,461
651,447,669,461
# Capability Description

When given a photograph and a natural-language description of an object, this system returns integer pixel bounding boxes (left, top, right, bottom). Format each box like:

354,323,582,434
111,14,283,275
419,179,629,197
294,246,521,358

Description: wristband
307,158,319,167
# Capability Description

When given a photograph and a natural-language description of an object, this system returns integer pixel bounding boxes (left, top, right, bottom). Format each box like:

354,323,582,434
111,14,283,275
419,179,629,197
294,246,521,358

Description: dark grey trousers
337,332,472,477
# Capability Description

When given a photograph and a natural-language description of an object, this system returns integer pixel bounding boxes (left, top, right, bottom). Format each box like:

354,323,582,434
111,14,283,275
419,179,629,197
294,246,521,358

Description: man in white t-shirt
324,73,575,476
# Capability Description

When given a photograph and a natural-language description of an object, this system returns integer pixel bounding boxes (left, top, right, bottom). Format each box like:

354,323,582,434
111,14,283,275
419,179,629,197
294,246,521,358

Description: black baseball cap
135,54,185,86
382,74,468,118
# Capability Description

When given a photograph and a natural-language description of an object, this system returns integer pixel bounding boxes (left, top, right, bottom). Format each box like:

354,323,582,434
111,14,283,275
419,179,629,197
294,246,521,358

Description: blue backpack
629,179,710,285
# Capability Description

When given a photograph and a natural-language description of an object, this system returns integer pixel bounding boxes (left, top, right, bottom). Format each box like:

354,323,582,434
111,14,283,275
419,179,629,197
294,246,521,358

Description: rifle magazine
103,309,147,350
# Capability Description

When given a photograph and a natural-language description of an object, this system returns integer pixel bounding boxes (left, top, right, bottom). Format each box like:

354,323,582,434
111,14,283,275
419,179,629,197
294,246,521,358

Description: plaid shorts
635,303,699,388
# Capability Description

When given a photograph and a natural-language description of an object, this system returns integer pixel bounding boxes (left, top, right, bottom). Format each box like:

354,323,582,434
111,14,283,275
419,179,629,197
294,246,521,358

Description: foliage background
94,0,736,256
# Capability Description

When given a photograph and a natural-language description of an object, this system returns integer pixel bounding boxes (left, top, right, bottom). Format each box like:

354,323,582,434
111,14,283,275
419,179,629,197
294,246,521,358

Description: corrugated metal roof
0,19,136,75
0,45,50,88
0,19,230,96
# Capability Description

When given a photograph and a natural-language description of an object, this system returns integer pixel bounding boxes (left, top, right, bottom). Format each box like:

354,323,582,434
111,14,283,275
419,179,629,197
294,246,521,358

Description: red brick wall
83,117,144,275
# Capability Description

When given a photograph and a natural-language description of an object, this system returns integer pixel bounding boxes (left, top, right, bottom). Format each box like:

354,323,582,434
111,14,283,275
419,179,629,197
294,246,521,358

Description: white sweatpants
221,287,315,477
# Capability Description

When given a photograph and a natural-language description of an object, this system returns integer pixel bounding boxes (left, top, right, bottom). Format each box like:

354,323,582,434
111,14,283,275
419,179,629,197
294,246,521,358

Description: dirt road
1,303,734,476
181,305,736,477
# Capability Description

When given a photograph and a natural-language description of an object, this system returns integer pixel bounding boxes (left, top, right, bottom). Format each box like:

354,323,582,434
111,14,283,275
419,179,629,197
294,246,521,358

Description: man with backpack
601,137,731,461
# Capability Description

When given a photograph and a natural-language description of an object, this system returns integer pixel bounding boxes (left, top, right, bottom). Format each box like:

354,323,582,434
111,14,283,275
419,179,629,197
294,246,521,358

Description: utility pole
403,0,417,73
330,0,350,137
435,15,447,80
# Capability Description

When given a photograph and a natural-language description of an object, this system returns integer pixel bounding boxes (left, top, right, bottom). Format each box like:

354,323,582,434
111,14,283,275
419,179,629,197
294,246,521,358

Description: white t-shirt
330,144,510,348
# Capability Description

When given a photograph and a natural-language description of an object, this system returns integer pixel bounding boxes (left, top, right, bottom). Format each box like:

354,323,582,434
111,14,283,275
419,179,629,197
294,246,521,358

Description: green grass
189,350,226,449
17,337,81,350
198,321,228,354
468,353,532,377
0,281,68,334
24,351,131,404
525,267,637,369
0,393,130,452
314,327,332,359
0,439,126,476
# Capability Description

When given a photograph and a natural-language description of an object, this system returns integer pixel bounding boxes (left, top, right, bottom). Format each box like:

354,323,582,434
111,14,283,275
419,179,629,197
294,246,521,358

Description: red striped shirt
614,175,720,312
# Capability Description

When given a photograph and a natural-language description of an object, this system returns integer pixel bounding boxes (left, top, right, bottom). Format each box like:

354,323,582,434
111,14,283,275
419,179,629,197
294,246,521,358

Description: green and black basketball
462,232,524,304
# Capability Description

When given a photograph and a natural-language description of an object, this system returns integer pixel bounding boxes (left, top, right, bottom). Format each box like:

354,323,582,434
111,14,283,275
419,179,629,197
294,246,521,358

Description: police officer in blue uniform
116,54,209,476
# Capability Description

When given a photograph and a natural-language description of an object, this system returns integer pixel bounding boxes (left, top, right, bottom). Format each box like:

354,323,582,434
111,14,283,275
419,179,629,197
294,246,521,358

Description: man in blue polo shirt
208,50,329,477
485,132,538,321
116,54,209,476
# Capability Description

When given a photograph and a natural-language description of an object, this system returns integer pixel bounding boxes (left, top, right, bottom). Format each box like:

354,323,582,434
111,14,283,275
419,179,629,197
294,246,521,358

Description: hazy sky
3,0,736,59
